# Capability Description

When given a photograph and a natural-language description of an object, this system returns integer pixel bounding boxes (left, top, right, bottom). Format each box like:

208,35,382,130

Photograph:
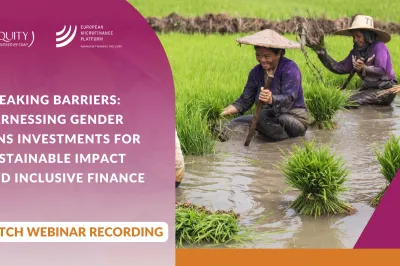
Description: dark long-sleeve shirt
232,57,306,115
317,41,397,85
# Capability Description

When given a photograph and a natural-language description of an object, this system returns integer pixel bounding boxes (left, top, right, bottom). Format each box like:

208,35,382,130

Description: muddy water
176,97,400,248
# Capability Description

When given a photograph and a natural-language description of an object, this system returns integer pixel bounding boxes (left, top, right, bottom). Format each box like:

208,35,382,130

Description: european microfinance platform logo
0,31,35,47
56,25,77,48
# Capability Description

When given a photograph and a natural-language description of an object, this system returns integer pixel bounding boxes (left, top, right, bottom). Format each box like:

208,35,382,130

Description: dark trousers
256,108,308,141
348,88,396,107
214,108,309,142
347,80,397,107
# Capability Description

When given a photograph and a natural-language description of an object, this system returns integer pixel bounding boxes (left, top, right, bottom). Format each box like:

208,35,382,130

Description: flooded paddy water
176,97,400,248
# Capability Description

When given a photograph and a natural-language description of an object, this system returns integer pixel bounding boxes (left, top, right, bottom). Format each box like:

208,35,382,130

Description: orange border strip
176,249,399,265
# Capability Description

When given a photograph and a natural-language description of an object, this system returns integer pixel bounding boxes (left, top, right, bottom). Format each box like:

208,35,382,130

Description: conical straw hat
334,15,391,43
236,29,301,49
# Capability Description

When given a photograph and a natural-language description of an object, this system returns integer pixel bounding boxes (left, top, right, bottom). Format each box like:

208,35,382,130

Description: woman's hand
353,59,365,72
220,105,238,116
259,87,272,104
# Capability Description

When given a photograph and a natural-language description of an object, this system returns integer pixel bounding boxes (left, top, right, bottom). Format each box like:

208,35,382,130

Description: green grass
176,99,216,155
159,32,400,155
129,0,400,22
175,202,265,248
276,140,356,217
370,135,400,207
377,135,400,183
304,84,354,129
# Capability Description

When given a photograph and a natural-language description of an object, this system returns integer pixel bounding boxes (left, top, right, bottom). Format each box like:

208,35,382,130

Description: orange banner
176,249,399,265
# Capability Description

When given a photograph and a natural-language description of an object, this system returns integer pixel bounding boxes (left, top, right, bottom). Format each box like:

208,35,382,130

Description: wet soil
146,13,400,35
176,201,241,219
176,97,400,248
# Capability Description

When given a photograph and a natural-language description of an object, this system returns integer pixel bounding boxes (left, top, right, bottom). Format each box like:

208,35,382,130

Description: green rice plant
277,140,356,218
369,188,387,207
199,101,223,123
176,100,215,156
303,83,354,129
370,134,400,207
175,201,266,248
196,98,249,141
376,135,400,182
196,98,226,129
129,0,400,22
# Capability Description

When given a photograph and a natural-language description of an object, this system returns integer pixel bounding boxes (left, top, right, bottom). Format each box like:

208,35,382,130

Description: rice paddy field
130,1,400,248
130,0,400,22
160,33,400,155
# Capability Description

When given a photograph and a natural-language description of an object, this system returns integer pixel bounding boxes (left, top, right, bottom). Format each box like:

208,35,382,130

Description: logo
0,31,35,48
56,25,77,48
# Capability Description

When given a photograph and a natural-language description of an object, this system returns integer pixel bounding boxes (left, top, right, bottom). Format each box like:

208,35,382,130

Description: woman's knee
380,93,396,105
286,124,307,137
279,115,307,137
256,120,289,141
349,89,395,106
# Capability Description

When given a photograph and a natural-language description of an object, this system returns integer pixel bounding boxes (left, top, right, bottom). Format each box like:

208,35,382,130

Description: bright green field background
130,0,400,22
157,33,400,155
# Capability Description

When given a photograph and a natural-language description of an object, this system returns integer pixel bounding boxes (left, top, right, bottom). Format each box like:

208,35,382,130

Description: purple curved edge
0,0,175,265
354,169,400,248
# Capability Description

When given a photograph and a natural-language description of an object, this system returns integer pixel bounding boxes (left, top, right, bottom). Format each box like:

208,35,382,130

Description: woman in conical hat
312,14,397,107
216,29,310,142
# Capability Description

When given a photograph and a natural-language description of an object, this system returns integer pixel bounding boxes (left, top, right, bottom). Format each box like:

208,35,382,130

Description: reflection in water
176,97,400,248
286,216,346,248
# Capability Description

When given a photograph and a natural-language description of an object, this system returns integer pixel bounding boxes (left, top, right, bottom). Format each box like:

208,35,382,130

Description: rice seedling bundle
277,140,356,217
303,83,352,129
175,202,249,247
370,135,400,207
